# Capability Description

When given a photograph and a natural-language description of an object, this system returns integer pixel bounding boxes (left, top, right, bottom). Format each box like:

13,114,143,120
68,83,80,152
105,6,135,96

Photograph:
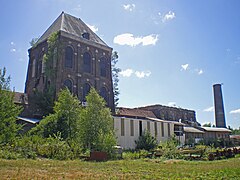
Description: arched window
100,87,108,104
83,52,91,73
65,46,73,68
63,79,73,93
42,59,46,73
100,57,107,77
32,59,36,78
83,83,91,101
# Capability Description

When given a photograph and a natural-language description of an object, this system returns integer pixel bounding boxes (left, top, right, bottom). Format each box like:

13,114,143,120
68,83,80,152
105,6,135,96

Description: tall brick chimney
213,84,226,128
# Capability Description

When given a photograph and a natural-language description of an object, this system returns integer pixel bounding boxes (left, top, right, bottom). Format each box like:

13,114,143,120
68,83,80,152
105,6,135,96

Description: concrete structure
114,107,184,149
24,12,114,117
213,84,226,128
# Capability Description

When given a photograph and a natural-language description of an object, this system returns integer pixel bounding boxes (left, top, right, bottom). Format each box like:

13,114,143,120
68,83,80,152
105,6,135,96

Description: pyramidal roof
37,12,108,47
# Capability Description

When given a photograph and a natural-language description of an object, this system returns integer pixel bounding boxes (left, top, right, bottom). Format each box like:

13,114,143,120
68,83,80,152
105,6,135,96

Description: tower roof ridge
37,12,108,47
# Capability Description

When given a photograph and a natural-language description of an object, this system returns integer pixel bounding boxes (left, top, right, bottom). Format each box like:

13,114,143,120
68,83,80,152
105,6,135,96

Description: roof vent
82,32,90,40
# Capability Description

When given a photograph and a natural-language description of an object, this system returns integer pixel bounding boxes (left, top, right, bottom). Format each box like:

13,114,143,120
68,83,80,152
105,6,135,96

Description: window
130,120,134,136
63,79,73,93
42,60,46,73
83,83,91,101
100,57,107,77
100,87,108,104
168,123,171,137
121,118,125,136
65,46,73,68
161,122,164,137
139,121,143,136
82,32,90,40
154,122,158,137
32,59,36,78
83,52,91,73
147,121,150,132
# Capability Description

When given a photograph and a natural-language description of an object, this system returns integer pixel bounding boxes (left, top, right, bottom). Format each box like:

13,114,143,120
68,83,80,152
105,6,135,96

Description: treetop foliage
0,67,22,144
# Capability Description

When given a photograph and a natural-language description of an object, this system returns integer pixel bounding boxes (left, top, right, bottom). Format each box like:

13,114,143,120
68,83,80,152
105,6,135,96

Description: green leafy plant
135,130,158,151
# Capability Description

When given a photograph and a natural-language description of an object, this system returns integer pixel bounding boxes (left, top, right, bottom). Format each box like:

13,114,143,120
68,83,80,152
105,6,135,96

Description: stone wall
138,104,197,125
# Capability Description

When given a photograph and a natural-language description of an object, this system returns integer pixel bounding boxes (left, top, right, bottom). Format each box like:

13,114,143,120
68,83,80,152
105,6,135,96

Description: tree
31,88,82,141
111,51,121,108
0,67,22,144
29,37,39,48
135,130,158,151
203,123,212,127
80,88,116,153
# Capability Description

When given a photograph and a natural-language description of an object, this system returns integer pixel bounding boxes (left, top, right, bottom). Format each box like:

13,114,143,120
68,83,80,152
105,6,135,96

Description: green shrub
157,137,182,159
135,130,158,151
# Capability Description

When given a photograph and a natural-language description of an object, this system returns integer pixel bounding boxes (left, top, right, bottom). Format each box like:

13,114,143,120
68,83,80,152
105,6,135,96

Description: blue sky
0,0,240,128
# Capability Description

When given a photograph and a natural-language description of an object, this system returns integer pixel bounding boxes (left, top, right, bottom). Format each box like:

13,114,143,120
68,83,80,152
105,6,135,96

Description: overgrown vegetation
111,51,121,108
33,31,60,116
0,67,22,144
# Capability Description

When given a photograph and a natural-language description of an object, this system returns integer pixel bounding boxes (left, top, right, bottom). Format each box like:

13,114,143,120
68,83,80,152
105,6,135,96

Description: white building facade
113,115,184,149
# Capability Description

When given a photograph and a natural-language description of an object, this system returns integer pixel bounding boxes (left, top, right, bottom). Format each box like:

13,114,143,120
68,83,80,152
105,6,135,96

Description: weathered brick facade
138,104,198,126
25,12,114,117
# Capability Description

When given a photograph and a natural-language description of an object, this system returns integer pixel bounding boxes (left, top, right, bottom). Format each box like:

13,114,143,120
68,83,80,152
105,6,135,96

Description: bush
157,137,182,159
135,130,158,151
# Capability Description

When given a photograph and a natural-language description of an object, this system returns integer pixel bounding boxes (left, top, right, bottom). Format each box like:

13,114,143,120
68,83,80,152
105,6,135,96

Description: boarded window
130,120,134,136
32,59,36,78
121,118,125,136
65,46,73,68
139,121,142,136
83,83,91,101
63,79,73,93
147,121,150,132
161,122,164,137
42,60,46,73
83,52,91,73
100,87,108,105
154,122,158,137
168,123,171,137
100,57,107,77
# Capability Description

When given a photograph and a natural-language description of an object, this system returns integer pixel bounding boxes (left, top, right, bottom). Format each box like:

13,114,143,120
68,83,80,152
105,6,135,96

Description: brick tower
25,12,114,117
213,84,226,128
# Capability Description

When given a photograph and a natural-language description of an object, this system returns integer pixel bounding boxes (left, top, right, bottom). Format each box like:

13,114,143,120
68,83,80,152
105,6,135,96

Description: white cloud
10,42,15,45
113,33,158,47
203,106,214,112
168,102,176,107
162,11,176,22
123,4,135,11
198,69,203,75
120,69,151,78
10,48,16,52
86,24,98,33
72,4,81,12
181,64,189,71
119,69,134,77
135,71,151,78
230,109,240,114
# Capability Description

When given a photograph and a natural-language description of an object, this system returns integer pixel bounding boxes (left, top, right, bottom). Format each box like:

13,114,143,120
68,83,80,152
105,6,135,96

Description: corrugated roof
17,116,41,124
202,127,232,132
37,12,108,46
116,107,157,118
147,117,185,125
184,127,205,133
